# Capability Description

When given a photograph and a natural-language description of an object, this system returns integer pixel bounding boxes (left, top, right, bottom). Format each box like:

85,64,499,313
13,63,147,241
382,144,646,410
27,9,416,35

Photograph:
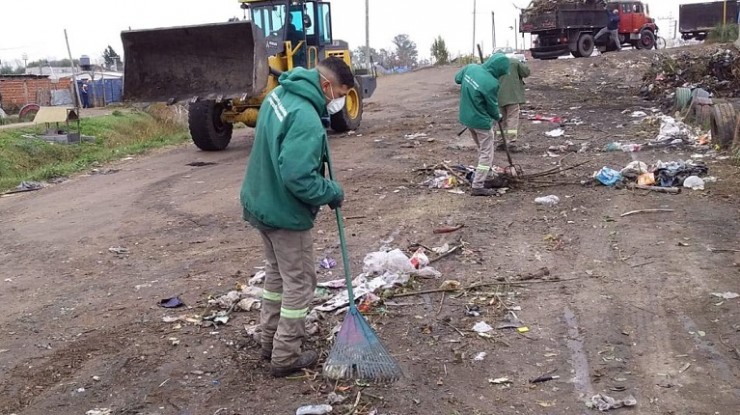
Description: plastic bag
410,248,429,269
362,249,414,274
594,167,622,186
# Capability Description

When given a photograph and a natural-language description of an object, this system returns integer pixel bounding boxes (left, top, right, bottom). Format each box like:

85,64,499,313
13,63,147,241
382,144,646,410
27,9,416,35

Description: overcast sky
0,0,720,67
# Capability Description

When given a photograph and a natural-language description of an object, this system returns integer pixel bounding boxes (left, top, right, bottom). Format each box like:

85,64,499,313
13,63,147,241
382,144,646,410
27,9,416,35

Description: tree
103,45,121,70
0,65,24,75
391,34,418,68
430,36,450,65
376,48,395,68
352,46,379,68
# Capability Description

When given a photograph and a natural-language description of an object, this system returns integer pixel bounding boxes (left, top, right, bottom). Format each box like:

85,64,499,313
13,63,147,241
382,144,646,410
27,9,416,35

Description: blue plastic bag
594,167,622,186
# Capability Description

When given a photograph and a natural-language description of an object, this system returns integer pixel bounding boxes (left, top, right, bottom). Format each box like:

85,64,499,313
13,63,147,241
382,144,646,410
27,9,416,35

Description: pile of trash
641,48,740,100
313,248,442,313
524,0,606,13
593,159,714,190
603,115,708,152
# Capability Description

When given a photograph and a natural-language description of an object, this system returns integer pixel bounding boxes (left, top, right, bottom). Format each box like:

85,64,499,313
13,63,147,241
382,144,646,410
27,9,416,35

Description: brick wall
0,76,73,113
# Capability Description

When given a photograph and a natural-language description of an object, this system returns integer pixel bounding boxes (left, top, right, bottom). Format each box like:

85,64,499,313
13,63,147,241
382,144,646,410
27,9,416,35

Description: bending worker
497,56,530,143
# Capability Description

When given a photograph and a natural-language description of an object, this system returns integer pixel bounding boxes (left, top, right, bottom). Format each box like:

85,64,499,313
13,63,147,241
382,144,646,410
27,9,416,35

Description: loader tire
188,100,233,151
330,87,362,132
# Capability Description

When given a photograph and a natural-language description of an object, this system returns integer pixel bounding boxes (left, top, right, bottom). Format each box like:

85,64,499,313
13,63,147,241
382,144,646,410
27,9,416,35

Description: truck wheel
188,100,233,151
576,34,594,58
330,87,362,132
637,30,656,49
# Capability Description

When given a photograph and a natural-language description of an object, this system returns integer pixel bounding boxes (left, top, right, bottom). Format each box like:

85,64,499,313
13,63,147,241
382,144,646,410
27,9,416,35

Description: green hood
278,67,327,115
482,53,510,78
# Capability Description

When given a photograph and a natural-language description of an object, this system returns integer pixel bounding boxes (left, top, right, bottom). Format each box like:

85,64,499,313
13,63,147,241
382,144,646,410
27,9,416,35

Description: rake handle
497,121,515,168
325,144,357,310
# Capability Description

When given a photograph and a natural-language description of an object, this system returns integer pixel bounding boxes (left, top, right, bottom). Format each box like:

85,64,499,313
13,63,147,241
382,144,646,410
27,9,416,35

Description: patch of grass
0,108,189,192
708,24,739,43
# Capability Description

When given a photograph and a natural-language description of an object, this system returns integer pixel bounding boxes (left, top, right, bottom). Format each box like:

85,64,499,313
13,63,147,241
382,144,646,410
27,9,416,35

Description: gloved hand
328,194,343,210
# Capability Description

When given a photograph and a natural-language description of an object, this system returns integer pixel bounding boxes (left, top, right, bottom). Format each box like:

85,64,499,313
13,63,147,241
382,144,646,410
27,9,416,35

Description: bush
708,24,739,43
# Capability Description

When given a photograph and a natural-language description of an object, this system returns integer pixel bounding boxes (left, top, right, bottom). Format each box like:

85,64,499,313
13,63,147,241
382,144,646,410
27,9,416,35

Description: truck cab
614,1,657,50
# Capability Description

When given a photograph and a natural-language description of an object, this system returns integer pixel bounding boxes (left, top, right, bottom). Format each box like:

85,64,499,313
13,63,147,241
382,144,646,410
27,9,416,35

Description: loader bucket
121,21,269,103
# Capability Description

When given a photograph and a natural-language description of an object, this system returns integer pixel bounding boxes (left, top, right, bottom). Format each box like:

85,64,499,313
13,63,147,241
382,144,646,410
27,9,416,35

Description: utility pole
472,0,477,57
64,29,82,112
492,11,496,50
365,0,371,71
513,19,518,51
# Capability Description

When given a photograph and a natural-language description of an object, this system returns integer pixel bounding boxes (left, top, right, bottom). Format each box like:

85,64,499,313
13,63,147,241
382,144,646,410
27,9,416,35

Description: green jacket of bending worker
454,53,510,130
454,53,510,196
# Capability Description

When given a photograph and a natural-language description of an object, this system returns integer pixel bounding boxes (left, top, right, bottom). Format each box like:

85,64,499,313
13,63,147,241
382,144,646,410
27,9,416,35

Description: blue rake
322,147,402,383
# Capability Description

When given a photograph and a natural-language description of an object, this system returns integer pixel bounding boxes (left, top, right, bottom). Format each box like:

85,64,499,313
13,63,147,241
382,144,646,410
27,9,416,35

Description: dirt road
1,47,739,415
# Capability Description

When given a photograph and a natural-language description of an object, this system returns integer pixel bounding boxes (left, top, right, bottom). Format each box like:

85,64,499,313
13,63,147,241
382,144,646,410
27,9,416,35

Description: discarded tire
690,98,713,128
711,103,736,148
19,103,40,122
676,87,692,109
733,113,740,150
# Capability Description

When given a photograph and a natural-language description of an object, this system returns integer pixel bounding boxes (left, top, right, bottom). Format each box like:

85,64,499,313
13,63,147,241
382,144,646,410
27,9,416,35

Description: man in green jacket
240,57,352,377
455,53,510,196
497,57,530,143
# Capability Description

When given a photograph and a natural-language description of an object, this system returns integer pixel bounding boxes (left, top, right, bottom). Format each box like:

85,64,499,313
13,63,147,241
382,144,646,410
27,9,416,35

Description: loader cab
243,0,333,70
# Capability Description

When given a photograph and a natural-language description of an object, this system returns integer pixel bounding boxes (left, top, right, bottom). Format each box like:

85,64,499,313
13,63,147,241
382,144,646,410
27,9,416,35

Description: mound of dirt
640,46,740,100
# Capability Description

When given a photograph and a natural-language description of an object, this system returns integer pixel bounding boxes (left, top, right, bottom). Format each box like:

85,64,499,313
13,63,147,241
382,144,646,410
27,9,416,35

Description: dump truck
520,0,658,60
121,0,376,151
679,1,740,41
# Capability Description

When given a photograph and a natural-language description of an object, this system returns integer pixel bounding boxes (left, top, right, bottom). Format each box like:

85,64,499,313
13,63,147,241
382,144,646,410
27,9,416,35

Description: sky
0,0,723,68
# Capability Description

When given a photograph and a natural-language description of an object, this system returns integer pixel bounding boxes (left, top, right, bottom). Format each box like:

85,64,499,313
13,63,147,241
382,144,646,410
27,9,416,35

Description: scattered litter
630,111,647,118
186,161,217,167
91,168,120,175
209,285,263,310
594,167,622,187
683,176,705,190
649,116,699,146
108,246,129,255
168,337,180,346
432,243,450,254
296,404,333,415
363,249,415,274
529,114,563,123
86,409,112,415
473,321,494,333
497,311,524,329
320,257,337,269
534,195,560,207
248,270,266,286
421,170,459,189
637,173,656,186
9,181,44,194
213,315,229,325
473,352,487,361
326,392,347,405
159,296,185,308
517,327,530,333
620,208,674,218
531,374,560,383
488,377,512,384
711,292,739,300
439,280,461,290
404,132,428,140
620,161,648,178
77,387,86,393
655,160,708,187
465,304,482,317
586,394,637,411
92,375,100,381
433,224,464,234
679,362,691,373
410,248,429,269
545,128,565,137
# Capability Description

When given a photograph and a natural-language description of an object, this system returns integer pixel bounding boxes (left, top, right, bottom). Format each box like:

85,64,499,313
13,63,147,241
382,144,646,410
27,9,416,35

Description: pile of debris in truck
525,0,607,13
640,47,740,100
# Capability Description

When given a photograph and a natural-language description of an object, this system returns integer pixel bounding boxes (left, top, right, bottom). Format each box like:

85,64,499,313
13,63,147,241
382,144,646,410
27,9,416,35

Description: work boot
471,187,498,197
270,350,319,378
260,348,272,361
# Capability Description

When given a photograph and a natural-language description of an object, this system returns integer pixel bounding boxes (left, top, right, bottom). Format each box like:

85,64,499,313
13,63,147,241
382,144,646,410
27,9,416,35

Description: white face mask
326,96,346,114
321,73,346,114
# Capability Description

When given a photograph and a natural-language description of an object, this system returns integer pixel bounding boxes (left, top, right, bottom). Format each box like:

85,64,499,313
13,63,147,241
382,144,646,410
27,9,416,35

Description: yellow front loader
121,0,375,151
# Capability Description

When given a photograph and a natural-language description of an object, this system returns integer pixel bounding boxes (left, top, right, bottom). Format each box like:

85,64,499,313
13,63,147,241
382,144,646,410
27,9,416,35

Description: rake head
323,307,403,383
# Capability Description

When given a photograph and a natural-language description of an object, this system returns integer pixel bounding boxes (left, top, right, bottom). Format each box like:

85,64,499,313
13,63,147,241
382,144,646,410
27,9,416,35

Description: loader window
251,4,287,38
305,2,316,36
317,2,332,44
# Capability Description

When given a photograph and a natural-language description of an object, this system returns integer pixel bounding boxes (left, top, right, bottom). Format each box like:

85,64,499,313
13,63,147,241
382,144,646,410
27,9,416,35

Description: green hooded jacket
454,53,510,130
240,67,343,231
498,58,531,107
